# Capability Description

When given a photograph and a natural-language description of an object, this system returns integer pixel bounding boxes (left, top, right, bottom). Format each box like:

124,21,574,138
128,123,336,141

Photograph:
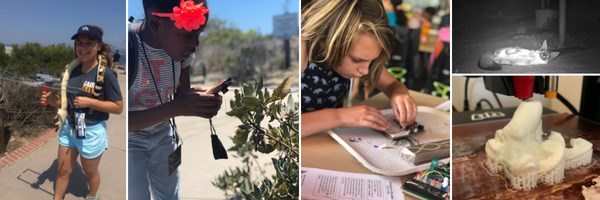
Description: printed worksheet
301,167,404,200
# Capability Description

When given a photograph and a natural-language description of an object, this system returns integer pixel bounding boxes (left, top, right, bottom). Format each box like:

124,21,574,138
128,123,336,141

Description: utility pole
558,0,566,48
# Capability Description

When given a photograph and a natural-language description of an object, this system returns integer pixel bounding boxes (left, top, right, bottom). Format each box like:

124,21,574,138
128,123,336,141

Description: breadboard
328,106,450,176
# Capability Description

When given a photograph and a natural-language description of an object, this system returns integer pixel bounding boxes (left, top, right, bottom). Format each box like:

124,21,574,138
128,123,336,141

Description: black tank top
301,63,350,113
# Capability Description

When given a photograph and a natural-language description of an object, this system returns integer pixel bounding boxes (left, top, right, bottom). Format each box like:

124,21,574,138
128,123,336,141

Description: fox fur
478,40,560,70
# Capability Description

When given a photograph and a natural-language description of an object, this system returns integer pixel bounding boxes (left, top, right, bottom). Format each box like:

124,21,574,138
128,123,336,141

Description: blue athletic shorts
59,120,108,159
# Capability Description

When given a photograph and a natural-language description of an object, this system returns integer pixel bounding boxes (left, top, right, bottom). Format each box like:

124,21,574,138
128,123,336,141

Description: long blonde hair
302,0,394,86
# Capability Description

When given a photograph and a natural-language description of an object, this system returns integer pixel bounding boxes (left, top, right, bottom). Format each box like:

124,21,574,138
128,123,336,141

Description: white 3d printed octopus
485,101,593,190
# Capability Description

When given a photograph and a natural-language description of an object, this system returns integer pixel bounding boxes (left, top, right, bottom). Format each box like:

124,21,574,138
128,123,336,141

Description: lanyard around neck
139,23,180,144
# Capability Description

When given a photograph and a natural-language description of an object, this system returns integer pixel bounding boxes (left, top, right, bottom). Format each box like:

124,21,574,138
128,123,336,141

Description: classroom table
301,91,447,199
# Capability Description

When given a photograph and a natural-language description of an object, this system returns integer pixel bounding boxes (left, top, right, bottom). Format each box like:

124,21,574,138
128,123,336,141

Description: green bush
213,77,299,199
0,42,72,138
197,18,279,84
2,42,73,76
0,44,10,68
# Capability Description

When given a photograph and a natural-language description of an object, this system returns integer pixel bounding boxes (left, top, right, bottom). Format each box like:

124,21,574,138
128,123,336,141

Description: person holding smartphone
127,0,224,199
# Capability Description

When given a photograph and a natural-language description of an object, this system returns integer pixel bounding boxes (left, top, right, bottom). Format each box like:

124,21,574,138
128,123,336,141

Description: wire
464,77,470,111
492,92,503,108
557,93,579,115
475,99,494,110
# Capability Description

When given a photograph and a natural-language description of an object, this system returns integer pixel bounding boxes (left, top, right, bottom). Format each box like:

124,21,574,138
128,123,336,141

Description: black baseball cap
71,25,103,42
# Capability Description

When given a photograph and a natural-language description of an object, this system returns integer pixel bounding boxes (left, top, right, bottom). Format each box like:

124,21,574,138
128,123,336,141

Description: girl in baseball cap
41,24,123,200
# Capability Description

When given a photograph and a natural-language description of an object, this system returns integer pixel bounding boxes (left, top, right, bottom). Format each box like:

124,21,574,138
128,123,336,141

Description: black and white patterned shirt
301,63,350,113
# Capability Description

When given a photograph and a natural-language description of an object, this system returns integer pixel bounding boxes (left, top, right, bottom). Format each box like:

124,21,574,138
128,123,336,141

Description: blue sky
0,0,126,50
128,0,299,35
0,0,298,50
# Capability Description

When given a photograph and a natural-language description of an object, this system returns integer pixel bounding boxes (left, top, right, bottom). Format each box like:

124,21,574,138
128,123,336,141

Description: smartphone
212,77,232,95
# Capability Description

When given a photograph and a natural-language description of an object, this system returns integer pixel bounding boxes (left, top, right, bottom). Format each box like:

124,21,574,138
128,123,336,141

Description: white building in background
4,46,13,55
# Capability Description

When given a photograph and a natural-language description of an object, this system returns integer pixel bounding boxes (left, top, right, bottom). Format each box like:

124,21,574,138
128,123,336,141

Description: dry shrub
0,72,55,138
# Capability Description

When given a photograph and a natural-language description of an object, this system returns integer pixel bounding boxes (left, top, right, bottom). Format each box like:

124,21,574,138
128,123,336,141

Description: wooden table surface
301,91,447,199
452,113,600,199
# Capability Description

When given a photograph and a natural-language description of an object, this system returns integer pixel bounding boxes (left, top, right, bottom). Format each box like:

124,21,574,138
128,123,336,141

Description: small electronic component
382,121,425,140
403,157,450,200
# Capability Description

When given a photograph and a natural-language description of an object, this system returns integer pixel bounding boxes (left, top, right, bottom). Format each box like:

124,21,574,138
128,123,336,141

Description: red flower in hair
152,0,210,32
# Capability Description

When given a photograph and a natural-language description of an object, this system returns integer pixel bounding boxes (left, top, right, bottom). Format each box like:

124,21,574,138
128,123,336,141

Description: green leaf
243,84,253,96
226,107,248,118
269,77,291,102
257,77,263,92
264,88,270,101
241,96,262,109
257,86,264,102
254,185,261,199
280,182,288,193
234,89,242,107
256,113,265,124
257,143,276,154
232,128,250,146
281,125,290,139
229,100,235,110
227,145,240,151
248,83,255,95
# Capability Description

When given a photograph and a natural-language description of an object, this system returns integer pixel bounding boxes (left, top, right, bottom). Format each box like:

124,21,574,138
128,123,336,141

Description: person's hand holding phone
173,79,229,118
205,77,232,95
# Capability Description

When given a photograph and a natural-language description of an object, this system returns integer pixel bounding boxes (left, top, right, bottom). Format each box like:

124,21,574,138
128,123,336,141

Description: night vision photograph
453,0,600,73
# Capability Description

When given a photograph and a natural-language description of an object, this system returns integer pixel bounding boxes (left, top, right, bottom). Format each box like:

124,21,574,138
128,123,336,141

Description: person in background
382,0,396,27
112,50,121,70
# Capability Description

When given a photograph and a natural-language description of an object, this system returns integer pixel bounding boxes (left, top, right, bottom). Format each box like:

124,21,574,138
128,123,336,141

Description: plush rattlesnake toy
55,55,107,128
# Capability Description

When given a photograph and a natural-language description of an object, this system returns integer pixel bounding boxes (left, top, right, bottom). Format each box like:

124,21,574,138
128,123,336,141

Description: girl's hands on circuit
338,105,391,131
390,93,417,128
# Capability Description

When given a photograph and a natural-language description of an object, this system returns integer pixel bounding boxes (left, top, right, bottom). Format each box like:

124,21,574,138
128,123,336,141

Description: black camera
212,77,232,95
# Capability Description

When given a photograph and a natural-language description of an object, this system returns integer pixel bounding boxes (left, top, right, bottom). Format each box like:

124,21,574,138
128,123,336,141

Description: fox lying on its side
478,40,560,70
